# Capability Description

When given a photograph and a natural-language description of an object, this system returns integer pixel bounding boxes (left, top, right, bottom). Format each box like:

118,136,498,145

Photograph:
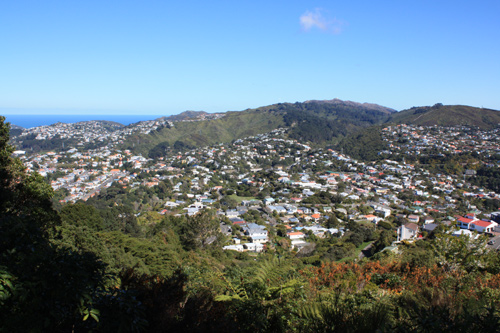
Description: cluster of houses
12,118,500,256
13,118,173,146
382,124,500,157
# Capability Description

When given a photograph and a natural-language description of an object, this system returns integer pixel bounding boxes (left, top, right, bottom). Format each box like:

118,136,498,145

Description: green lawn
227,194,257,203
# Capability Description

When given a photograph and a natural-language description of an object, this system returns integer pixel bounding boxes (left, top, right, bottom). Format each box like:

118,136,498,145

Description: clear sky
1,0,499,115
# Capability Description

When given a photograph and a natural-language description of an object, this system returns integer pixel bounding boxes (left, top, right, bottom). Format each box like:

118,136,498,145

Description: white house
165,201,180,208
375,206,391,218
244,242,264,252
469,220,498,233
397,223,419,242
243,223,269,244
287,231,305,240
457,216,498,233
267,205,287,214
223,244,244,252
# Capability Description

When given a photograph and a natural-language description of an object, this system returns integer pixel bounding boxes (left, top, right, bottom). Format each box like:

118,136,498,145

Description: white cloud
299,8,344,34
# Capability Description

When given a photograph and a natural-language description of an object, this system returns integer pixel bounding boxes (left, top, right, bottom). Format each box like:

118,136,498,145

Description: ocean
2,114,163,129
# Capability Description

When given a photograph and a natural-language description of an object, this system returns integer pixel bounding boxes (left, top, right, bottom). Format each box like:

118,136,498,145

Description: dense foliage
389,104,500,129
336,126,388,161
279,101,391,145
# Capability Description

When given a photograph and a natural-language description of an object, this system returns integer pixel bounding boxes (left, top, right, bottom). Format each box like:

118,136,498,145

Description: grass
227,194,256,203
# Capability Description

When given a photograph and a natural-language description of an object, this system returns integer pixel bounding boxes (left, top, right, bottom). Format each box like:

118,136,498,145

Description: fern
252,257,295,285
211,268,248,301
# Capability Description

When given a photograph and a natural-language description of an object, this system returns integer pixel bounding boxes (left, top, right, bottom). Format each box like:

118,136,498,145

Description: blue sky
1,0,499,115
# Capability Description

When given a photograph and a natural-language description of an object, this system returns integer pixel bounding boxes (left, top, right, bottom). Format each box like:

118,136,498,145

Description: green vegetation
128,109,284,156
336,126,388,161
124,100,395,157
227,194,256,203
389,104,500,129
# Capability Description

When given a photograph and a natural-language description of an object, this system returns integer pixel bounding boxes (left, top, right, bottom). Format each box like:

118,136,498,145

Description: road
487,235,500,251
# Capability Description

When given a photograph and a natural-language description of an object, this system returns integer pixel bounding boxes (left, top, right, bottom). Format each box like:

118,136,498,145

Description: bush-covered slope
389,104,500,129
125,99,395,156
126,109,285,156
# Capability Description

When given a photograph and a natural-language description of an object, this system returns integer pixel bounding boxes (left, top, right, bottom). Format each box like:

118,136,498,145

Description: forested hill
126,99,395,157
388,104,500,129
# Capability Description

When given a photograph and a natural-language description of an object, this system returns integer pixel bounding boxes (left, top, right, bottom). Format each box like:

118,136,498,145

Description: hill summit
304,98,396,114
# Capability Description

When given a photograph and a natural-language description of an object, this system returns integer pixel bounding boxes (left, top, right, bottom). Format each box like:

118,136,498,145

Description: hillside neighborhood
11,118,500,258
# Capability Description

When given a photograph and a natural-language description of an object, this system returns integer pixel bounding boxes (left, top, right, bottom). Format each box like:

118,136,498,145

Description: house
423,223,438,233
264,197,275,205
286,231,306,248
422,216,435,224
490,211,500,223
408,215,420,223
364,214,378,222
164,201,180,208
303,189,315,196
226,210,240,218
242,223,269,244
397,223,419,242
286,205,298,214
241,199,261,206
374,188,390,195
267,205,287,214
469,220,498,233
244,242,265,252
287,231,305,240
201,199,216,204
230,217,246,225
184,207,200,216
457,216,476,229
291,239,308,249
299,207,312,215
223,244,244,252
300,225,340,238
456,215,497,233
374,207,391,218
311,213,321,221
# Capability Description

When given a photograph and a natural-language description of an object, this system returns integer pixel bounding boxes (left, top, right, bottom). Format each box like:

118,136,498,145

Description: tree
0,117,106,331
60,202,105,230
177,210,223,251
326,214,340,228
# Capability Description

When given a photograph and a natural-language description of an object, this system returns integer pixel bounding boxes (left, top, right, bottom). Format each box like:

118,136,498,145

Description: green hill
124,99,395,156
389,104,500,129
125,108,285,157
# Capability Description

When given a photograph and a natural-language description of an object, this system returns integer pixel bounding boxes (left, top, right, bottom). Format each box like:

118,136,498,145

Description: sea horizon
2,114,163,129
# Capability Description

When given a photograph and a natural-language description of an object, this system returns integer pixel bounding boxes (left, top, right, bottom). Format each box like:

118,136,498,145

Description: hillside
127,109,285,157
125,99,395,156
388,104,500,129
